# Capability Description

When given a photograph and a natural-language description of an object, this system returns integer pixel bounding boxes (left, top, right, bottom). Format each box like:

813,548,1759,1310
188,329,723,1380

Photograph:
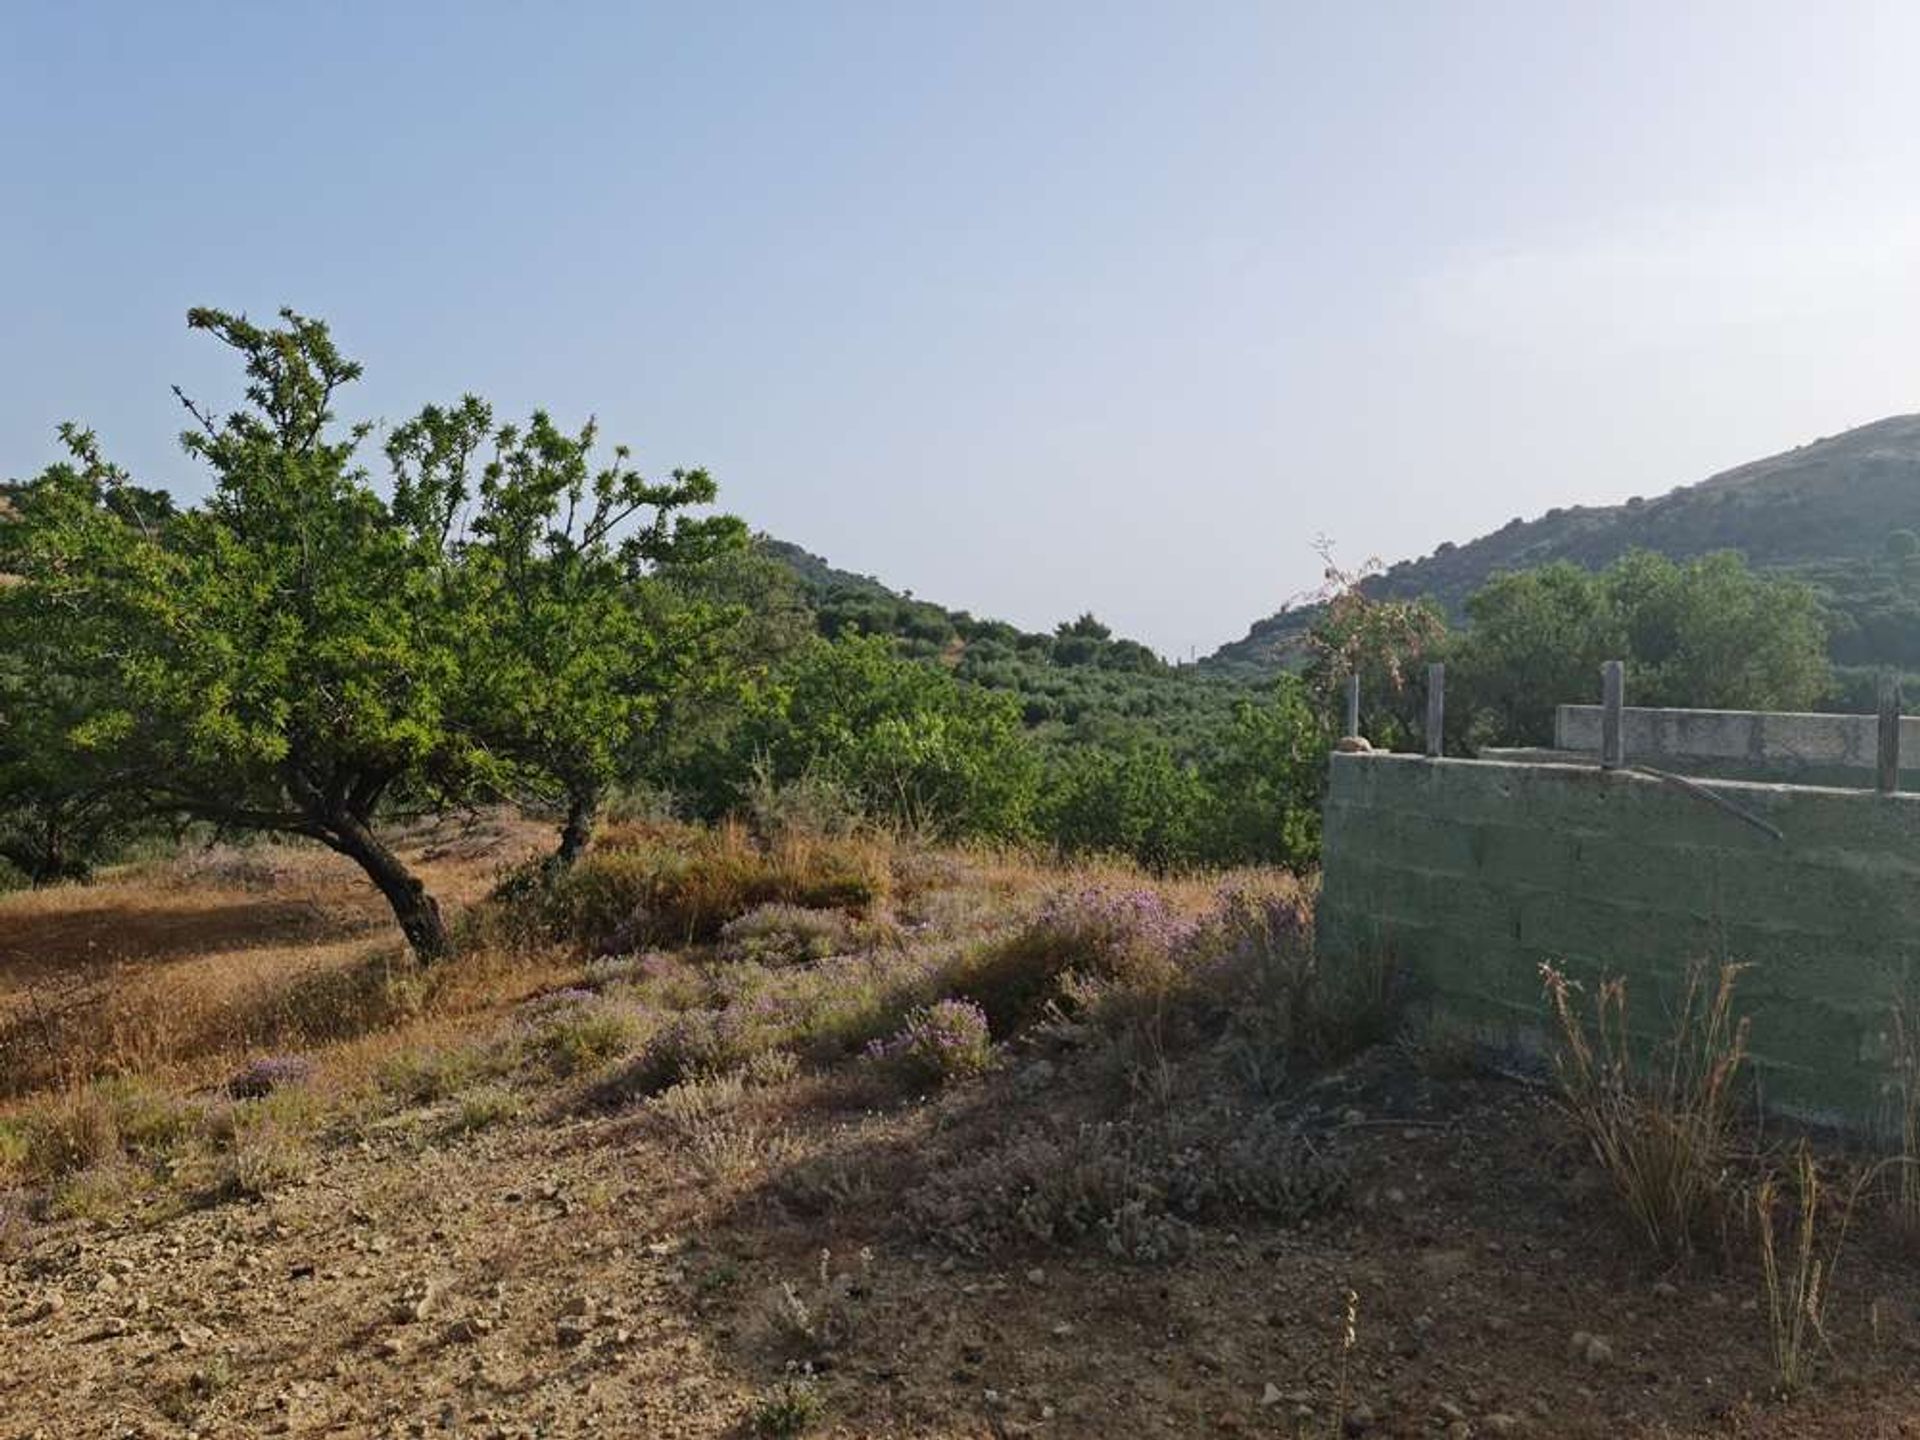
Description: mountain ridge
1202,413,1920,675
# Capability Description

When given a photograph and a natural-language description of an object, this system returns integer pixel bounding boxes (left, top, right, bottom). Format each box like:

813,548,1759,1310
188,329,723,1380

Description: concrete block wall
1319,752,1920,1125
1555,704,1920,789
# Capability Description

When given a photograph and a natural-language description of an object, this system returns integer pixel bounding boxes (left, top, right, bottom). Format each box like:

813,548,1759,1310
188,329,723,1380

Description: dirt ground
7,1045,1920,1438
7,827,1920,1438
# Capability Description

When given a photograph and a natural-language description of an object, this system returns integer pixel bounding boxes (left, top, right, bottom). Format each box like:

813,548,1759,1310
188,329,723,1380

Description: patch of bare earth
4,1045,1920,1438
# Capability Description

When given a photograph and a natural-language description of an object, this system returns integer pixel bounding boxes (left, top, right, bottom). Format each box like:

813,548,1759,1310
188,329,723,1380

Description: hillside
758,536,1264,755
1206,414,1920,674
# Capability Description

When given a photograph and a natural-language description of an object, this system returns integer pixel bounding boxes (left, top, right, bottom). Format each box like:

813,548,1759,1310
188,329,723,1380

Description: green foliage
712,634,1042,841
1040,741,1206,869
1450,550,1831,745
1,307,748,953
387,399,746,864
1,309,483,959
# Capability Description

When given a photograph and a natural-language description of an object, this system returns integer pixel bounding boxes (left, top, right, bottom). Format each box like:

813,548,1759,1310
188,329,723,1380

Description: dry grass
1541,957,1751,1260
0,813,554,1101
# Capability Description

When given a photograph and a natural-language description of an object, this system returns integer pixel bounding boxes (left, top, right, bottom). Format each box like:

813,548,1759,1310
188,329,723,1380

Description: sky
8,2,1920,660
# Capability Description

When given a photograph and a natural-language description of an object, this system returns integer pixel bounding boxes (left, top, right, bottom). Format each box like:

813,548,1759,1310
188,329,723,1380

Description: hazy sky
8,3,1920,659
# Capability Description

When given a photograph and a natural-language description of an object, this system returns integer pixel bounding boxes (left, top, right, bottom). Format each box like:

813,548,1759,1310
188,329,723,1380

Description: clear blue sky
8,2,1920,659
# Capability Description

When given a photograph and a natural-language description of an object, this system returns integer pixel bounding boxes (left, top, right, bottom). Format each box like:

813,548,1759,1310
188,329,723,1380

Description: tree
1198,676,1328,868
1449,549,1831,747
722,634,1039,839
1302,546,1448,748
0,309,488,960
1446,562,1622,747
1040,739,1207,870
387,403,747,866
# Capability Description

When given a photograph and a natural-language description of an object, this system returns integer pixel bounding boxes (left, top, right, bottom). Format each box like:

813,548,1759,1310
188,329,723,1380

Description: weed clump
544,823,889,953
718,904,854,967
864,999,994,1086
1541,958,1749,1259
903,1111,1344,1263
746,1379,822,1438
952,886,1196,1034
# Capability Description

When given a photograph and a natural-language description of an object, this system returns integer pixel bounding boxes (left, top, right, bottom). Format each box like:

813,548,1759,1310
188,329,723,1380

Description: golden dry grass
0,811,554,1103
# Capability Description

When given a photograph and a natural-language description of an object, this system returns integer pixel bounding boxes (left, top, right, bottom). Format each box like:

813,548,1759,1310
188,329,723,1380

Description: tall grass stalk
1541,958,1749,1259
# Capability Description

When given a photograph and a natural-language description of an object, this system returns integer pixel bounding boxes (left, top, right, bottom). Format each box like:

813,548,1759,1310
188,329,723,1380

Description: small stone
1482,1415,1523,1436
1446,1424,1472,1440
1260,1384,1283,1408
1051,1322,1076,1338
1435,1399,1467,1422
1025,1268,1046,1286
1652,1281,1679,1300
377,1338,405,1359
1581,1334,1613,1367
556,1319,590,1348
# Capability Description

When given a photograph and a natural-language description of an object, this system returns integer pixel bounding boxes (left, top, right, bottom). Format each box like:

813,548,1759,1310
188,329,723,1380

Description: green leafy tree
386,403,746,866
0,309,489,960
723,634,1039,839
1450,549,1831,746
1040,739,1207,870
1198,676,1329,868
1446,562,1623,747
1603,550,1829,712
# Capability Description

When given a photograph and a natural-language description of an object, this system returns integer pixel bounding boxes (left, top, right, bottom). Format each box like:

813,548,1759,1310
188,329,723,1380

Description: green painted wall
1319,753,1920,1126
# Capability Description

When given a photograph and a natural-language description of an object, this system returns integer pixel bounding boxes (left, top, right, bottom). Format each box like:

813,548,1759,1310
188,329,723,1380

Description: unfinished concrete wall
1555,704,1920,789
1319,752,1920,1125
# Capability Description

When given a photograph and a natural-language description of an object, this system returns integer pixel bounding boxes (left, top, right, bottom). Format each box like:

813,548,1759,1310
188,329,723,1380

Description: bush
951,886,1196,1034
865,999,993,1086
747,1381,822,1438
520,995,646,1077
550,824,889,954
226,1055,316,1100
718,903,853,967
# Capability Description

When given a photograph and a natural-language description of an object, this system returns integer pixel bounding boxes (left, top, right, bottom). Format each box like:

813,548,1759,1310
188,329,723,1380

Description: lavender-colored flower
869,999,993,1084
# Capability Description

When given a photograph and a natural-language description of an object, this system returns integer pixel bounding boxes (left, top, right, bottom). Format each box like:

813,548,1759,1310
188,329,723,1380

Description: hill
1206,414,1920,675
757,536,1264,756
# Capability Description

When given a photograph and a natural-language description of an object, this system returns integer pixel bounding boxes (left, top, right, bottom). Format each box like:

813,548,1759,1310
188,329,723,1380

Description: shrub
213,1107,311,1199
952,885,1196,1034
452,1084,525,1134
46,1161,148,1222
1541,958,1749,1259
11,1079,200,1184
903,1120,1190,1262
606,1010,770,1100
380,1044,503,1106
550,825,888,954
747,1380,822,1438
718,904,854,967
1193,879,1395,1090
522,997,645,1077
865,1000,993,1086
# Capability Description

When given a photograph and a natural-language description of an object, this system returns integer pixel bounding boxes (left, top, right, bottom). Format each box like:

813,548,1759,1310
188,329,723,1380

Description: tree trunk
323,816,455,963
553,784,602,870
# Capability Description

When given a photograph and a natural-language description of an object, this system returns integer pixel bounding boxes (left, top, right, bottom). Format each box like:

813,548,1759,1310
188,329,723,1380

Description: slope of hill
1206,414,1920,674
757,537,1264,756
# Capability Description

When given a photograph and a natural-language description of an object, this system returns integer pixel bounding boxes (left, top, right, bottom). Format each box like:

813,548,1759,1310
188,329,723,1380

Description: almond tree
387,404,747,868
0,309,487,959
